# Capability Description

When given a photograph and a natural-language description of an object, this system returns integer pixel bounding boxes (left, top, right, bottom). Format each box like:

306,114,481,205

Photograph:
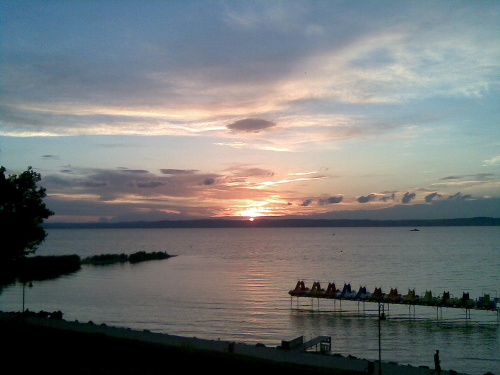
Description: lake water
1,226,499,374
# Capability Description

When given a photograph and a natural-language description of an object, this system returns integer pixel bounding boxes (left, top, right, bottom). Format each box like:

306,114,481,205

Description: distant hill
44,217,500,229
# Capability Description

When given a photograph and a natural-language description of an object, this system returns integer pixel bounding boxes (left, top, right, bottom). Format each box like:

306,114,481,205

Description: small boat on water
410,228,420,231
354,286,371,300
402,289,419,304
306,281,325,297
323,282,339,298
289,280,309,296
385,288,402,303
370,287,384,302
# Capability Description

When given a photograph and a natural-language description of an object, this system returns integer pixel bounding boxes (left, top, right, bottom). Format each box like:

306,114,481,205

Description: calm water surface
1,227,499,374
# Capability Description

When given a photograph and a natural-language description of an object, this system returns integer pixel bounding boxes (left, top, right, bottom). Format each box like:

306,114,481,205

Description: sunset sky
1,1,499,223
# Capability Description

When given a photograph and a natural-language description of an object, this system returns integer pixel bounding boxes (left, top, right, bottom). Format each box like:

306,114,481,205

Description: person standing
431,350,441,374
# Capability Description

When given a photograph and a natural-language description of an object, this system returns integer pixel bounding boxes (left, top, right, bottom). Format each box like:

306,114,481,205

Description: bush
16,255,81,282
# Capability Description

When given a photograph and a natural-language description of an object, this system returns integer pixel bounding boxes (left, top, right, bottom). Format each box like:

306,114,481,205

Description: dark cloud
43,175,74,187
301,197,500,221
318,196,343,205
201,177,215,186
41,167,230,205
227,118,276,133
439,174,496,181
379,193,396,202
357,194,376,203
120,169,149,174
160,169,198,175
356,192,397,203
425,192,442,202
474,173,495,180
439,175,462,180
300,199,313,206
82,180,108,188
41,155,58,159
136,181,165,188
448,192,472,201
401,192,416,204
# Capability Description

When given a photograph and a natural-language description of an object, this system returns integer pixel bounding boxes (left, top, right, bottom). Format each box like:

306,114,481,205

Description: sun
248,217,255,221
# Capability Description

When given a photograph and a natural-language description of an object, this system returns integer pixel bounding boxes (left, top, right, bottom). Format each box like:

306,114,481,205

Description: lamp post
21,281,33,312
22,281,26,312
378,303,386,375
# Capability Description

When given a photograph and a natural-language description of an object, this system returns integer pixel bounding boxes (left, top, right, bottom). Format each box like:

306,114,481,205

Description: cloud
401,192,416,204
439,175,462,180
425,192,442,202
227,118,276,133
1,1,498,145
300,199,313,206
357,194,376,203
82,180,108,188
160,169,198,175
433,173,499,189
41,154,59,159
303,197,500,221
379,193,396,202
318,196,343,205
483,156,500,166
448,192,472,201
226,165,275,178
201,177,215,186
136,181,165,188
120,169,149,174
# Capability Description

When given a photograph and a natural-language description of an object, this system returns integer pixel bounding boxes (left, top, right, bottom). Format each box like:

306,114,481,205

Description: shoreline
1,311,470,375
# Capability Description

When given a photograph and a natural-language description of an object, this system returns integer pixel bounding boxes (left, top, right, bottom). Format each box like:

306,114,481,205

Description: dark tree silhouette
0,166,54,265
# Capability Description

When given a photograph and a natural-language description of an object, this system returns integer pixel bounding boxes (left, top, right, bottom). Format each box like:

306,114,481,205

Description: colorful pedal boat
436,291,450,306
323,282,339,298
337,283,357,299
402,289,419,304
370,287,384,301
354,286,371,300
418,290,436,305
306,281,325,297
476,294,498,309
289,280,309,296
385,288,402,303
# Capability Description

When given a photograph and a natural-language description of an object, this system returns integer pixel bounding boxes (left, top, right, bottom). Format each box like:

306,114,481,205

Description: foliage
16,255,81,282
128,251,171,263
81,253,129,265
0,166,54,265
82,251,172,265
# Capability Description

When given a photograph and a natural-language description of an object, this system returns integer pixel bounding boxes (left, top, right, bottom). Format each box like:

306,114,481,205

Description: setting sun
240,209,265,217
239,202,269,218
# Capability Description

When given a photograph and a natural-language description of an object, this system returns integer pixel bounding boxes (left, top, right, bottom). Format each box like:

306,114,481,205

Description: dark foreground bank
1,315,361,375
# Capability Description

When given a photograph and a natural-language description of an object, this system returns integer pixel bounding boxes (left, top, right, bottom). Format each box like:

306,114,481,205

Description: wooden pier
288,281,500,322
280,335,331,353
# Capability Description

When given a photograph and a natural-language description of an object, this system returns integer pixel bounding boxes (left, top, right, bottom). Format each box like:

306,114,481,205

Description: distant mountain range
45,216,499,229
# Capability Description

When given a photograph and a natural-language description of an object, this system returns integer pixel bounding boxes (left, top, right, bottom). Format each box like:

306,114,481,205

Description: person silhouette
431,350,441,374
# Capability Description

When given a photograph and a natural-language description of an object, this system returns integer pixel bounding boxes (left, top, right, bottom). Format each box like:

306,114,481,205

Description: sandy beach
0,311,471,375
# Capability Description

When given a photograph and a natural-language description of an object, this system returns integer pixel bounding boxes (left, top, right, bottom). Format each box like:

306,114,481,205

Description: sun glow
238,200,271,218
240,208,266,217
